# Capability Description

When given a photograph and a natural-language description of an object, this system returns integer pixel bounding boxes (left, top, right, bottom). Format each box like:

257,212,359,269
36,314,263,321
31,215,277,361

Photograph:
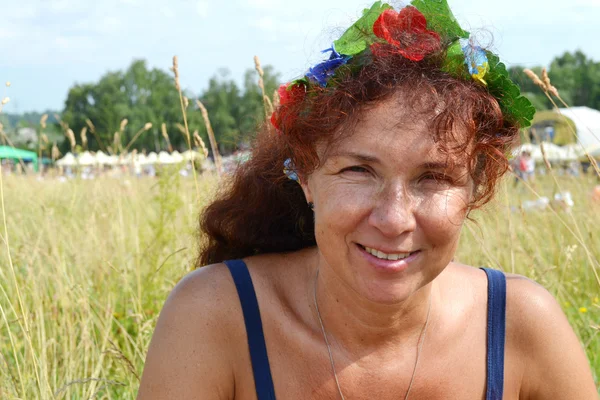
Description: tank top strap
480,267,507,400
224,259,277,400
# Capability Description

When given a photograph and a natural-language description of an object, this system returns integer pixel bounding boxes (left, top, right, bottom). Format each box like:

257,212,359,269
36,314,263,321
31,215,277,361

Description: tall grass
1,61,599,398
0,170,217,399
0,169,598,398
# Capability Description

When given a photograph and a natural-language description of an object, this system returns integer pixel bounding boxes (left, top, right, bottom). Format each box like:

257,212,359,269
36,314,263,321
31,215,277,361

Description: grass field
0,168,598,398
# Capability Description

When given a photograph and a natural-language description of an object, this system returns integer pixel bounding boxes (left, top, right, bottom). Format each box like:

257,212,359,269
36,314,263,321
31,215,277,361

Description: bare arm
137,264,236,400
507,275,598,399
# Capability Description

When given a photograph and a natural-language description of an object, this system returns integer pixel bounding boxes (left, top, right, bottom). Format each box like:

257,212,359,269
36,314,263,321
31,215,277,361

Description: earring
308,202,314,210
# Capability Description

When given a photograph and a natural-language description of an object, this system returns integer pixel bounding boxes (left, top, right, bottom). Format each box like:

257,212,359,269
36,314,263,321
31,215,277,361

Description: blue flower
306,45,351,87
461,39,489,85
283,158,299,182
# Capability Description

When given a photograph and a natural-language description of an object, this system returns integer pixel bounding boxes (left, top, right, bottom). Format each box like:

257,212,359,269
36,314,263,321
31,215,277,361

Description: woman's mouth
356,244,421,271
362,246,414,261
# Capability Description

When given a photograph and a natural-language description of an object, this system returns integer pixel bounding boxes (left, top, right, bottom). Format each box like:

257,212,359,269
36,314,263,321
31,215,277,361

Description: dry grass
0,169,598,398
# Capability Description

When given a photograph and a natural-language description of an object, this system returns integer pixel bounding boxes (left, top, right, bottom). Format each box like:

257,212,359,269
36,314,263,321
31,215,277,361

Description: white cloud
5,4,38,19
244,0,281,9
159,6,176,19
0,28,17,40
573,0,600,5
250,16,276,32
196,0,209,18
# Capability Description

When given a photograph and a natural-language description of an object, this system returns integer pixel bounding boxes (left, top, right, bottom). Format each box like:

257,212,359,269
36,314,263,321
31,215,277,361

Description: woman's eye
421,172,452,183
342,166,369,174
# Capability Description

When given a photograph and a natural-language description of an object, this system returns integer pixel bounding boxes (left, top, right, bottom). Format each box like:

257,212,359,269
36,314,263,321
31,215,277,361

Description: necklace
312,267,432,400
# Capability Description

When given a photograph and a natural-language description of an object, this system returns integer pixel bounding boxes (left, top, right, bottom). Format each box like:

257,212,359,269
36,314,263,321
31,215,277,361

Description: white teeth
364,246,411,261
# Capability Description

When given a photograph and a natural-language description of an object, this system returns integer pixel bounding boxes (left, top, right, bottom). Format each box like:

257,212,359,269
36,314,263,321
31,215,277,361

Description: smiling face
301,94,474,304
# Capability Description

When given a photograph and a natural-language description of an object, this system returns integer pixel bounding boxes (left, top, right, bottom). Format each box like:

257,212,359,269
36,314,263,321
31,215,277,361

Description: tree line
58,60,279,155
508,50,600,112
2,50,599,154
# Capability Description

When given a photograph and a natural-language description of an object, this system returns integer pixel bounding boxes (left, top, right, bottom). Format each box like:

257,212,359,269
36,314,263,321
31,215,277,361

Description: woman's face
302,96,474,304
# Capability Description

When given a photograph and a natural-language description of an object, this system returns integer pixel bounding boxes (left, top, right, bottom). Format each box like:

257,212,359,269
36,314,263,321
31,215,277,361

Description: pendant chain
312,267,432,400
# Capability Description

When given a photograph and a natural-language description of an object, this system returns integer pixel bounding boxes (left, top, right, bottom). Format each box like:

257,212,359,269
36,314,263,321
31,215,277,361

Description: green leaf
441,40,469,80
333,1,393,56
410,0,469,42
290,77,310,89
485,51,536,127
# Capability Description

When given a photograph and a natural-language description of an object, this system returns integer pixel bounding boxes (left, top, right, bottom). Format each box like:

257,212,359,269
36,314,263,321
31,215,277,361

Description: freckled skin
137,96,598,400
301,97,472,306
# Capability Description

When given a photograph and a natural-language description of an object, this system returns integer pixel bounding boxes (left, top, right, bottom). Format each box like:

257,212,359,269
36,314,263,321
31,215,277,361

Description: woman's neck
308,254,439,360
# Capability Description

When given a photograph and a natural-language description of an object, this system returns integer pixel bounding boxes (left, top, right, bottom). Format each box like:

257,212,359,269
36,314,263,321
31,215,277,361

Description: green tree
548,51,600,109
62,73,130,153
239,65,281,140
61,60,281,154
196,69,242,152
508,66,551,111
509,51,600,111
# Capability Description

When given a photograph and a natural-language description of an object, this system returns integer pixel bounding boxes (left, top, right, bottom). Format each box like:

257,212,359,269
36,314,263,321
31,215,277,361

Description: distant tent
557,107,600,148
0,146,38,171
157,151,175,164
77,151,96,166
56,153,76,167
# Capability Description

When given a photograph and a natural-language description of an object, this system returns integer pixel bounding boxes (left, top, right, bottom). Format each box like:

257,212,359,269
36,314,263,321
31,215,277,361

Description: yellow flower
593,297,599,304
579,307,588,314
471,61,489,86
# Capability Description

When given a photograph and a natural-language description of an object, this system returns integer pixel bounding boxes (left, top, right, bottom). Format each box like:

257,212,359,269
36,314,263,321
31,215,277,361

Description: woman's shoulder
439,263,564,336
443,263,565,325
165,262,241,323
502,272,566,341
497,271,597,398
137,263,243,399
441,262,556,306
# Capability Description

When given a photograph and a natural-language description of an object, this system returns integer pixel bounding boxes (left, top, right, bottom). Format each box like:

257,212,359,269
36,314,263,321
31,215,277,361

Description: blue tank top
224,260,506,400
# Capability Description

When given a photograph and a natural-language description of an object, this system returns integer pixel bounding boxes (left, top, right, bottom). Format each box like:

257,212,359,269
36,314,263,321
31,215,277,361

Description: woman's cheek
326,182,375,215
315,181,375,237
415,189,469,232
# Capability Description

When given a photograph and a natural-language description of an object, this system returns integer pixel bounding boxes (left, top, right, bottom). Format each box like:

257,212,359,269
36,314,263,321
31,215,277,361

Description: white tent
158,151,175,164
534,142,566,162
557,107,600,148
116,154,131,165
182,150,202,161
562,143,587,161
95,151,119,166
146,152,158,164
587,143,600,158
171,151,184,163
77,151,96,166
513,143,568,162
95,151,111,165
56,152,76,166
512,143,538,158
134,153,148,165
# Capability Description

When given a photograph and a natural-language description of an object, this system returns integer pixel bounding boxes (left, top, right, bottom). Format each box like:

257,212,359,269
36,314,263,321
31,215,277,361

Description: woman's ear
299,175,313,205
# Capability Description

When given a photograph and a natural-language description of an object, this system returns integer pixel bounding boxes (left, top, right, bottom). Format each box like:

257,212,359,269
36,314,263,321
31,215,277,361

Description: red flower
278,82,305,106
371,7,441,61
271,82,306,133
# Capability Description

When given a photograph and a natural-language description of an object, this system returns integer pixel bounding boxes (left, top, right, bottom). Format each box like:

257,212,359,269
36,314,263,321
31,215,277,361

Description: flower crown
271,0,535,134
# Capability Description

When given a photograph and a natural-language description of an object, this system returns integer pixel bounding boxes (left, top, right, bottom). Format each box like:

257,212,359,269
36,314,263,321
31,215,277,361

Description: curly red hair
197,50,520,266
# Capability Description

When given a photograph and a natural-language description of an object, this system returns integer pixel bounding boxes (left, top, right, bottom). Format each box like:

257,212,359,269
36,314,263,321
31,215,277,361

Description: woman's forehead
332,103,466,157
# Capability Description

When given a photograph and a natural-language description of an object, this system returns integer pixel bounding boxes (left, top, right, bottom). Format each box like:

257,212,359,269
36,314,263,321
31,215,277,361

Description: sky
1,0,599,113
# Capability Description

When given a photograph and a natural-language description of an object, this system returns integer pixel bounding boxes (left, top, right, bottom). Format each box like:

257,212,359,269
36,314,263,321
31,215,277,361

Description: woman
137,1,597,399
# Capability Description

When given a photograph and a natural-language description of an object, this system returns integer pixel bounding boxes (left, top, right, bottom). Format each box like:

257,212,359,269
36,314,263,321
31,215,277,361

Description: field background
0,169,599,398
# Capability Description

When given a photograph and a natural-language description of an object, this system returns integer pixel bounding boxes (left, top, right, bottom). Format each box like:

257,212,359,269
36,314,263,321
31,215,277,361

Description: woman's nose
367,185,416,237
